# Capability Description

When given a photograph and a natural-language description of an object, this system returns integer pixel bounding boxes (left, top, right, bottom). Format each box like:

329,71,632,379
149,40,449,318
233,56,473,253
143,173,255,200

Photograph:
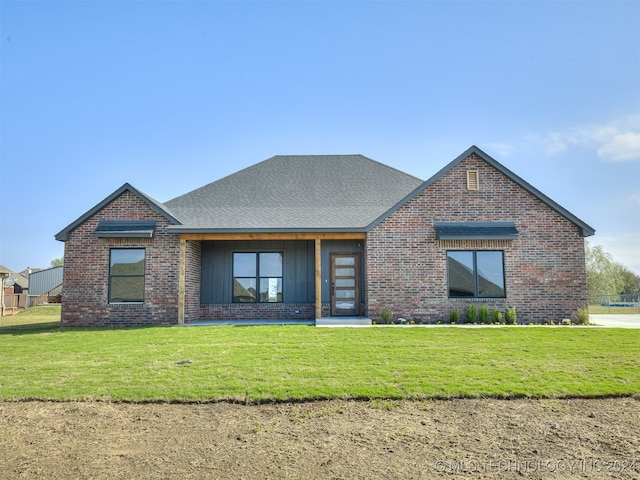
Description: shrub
479,305,490,324
380,308,392,324
465,304,477,324
505,306,517,325
575,307,589,325
491,309,503,324
449,309,460,324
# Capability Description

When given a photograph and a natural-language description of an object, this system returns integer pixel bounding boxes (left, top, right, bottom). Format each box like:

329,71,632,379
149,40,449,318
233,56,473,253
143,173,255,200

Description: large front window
447,250,505,298
109,249,145,303
233,252,283,303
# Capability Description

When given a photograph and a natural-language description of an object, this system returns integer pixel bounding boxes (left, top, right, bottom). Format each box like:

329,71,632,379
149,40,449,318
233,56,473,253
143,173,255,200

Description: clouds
594,233,640,276
597,132,640,162
533,115,640,162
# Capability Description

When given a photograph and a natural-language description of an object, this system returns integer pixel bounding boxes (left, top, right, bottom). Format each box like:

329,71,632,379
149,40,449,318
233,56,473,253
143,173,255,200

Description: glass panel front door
331,253,360,316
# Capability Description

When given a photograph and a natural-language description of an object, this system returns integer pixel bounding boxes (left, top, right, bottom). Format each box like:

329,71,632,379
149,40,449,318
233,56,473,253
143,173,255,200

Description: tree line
586,242,640,304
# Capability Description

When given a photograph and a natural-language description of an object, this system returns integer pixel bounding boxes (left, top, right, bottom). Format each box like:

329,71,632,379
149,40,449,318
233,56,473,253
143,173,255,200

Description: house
55,146,594,327
0,265,30,314
28,266,64,306
0,267,29,295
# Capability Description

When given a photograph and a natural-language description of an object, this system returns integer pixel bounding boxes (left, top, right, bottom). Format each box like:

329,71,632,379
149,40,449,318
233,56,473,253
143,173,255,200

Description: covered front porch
176,232,368,325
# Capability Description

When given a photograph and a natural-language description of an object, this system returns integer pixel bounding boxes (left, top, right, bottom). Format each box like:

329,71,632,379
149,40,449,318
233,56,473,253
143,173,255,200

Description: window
109,249,145,303
233,252,283,303
447,251,505,298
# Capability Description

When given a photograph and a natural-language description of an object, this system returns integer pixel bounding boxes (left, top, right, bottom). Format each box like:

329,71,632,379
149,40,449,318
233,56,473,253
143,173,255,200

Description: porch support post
178,238,186,325
315,238,322,319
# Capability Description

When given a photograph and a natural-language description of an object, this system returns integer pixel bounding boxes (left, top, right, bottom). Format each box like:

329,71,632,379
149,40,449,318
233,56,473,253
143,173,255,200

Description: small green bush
575,307,589,325
449,309,460,324
505,306,517,325
479,305,490,324
380,308,392,324
491,309,503,324
465,304,477,324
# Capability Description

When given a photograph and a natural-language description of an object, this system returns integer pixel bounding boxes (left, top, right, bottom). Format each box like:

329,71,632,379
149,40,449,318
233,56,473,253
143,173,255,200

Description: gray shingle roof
54,147,595,240
164,155,424,232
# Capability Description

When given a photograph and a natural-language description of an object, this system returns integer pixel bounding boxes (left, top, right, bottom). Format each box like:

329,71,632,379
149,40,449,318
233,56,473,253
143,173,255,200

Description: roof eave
165,226,369,234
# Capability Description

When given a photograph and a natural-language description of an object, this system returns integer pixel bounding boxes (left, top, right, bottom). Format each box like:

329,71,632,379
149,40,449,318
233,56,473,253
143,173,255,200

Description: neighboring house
0,265,30,314
0,267,29,294
55,146,594,327
28,266,63,306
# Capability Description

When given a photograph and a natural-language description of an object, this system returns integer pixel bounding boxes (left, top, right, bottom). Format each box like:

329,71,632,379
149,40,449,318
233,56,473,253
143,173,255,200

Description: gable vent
466,170,479,191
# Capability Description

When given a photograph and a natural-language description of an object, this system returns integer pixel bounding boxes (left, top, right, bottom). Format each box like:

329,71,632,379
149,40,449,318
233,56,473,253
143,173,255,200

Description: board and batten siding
199,239,365,306
200,240,315,304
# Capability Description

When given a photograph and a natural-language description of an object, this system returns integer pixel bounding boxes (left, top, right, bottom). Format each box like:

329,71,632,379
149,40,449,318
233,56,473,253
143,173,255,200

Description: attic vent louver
467,170,479,191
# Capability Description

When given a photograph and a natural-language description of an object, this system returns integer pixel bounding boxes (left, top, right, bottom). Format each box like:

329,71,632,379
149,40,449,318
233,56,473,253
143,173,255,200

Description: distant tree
616,264,640,295
50,257,64,267
585,242,638,303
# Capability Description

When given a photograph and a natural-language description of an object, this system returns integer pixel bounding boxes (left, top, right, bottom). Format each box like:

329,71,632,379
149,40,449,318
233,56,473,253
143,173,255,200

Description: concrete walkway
588,314,640,328
183,315,640,328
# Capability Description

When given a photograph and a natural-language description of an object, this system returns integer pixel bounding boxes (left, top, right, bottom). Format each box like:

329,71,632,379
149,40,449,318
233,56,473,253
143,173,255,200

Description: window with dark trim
447,250,505,298
109,249,146,303
233,252,283,303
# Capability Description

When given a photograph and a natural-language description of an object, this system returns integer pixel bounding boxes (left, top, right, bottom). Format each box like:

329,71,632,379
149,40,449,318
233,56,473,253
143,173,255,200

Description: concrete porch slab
315,317,373,327
184,319,315,326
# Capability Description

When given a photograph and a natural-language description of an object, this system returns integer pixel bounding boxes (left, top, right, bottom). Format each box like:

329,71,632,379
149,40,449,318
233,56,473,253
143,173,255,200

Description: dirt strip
1,398,639,479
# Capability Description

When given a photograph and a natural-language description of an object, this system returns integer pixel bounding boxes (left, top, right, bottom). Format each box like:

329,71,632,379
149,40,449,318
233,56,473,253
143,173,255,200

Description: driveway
589,314,640,328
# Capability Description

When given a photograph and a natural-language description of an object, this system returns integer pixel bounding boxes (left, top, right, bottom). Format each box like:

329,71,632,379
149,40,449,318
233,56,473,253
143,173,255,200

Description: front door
330,253,360,316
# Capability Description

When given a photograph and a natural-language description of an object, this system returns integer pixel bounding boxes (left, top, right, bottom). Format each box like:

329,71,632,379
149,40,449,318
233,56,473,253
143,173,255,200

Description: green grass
0,305,61,330
1,314,638,402
589,304,640,315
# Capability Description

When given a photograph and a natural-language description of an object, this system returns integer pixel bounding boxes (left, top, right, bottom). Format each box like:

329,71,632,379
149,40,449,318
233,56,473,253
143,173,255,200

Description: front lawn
0,305,61,330
589,304,640,314
1,323,638,402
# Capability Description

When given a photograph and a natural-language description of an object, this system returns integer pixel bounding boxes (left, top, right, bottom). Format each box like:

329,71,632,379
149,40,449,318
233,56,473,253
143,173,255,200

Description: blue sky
1,0,639,274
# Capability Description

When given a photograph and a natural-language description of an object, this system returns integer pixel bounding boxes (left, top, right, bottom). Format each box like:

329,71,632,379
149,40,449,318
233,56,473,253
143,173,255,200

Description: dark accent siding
200,240,314,304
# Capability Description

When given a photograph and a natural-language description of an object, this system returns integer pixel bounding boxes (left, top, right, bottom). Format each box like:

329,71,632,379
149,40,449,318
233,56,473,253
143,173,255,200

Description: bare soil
1,398,639,479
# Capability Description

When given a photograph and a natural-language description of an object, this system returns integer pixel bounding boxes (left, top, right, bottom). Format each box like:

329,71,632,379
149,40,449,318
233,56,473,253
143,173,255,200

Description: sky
1,0,639,275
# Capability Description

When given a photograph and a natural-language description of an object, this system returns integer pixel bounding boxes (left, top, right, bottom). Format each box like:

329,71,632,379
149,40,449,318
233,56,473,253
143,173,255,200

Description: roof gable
165,155,423,232
55,183,181,242
368,145,595,237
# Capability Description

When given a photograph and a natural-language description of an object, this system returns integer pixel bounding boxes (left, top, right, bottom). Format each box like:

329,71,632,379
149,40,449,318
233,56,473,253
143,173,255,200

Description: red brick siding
199,303,314,321
366,154,588,323
184,240,202,323
61,191,181,327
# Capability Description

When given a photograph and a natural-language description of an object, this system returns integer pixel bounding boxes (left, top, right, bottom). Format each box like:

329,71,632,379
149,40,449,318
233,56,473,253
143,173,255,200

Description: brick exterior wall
366,154,588,324
199,303,314,321
184,240,202,323
61,191,181,327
